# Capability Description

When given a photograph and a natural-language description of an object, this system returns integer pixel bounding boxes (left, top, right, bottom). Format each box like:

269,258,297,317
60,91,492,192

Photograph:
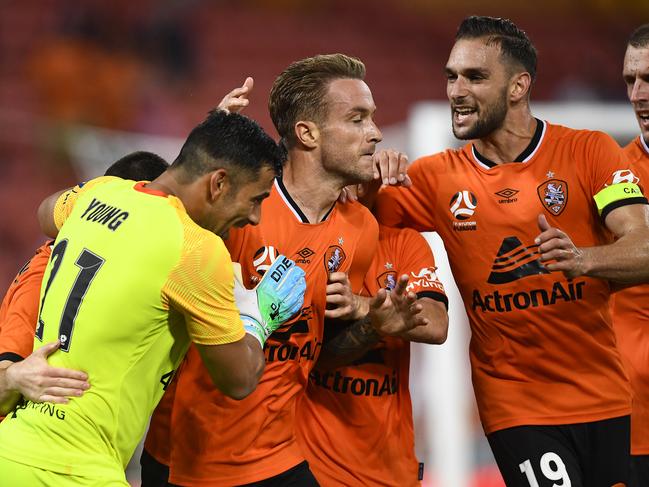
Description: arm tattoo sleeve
322,318,381,361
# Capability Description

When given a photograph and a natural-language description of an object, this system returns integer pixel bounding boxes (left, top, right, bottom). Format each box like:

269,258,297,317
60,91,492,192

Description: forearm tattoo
323,317,380,357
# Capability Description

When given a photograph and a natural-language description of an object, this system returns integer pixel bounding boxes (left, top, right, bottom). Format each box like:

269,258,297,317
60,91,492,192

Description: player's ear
294,120,319,149
510,71,532,103
208,168,228,202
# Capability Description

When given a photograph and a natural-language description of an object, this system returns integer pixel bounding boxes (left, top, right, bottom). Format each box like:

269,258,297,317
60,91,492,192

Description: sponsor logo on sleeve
610,169,640,185
406,266,444,292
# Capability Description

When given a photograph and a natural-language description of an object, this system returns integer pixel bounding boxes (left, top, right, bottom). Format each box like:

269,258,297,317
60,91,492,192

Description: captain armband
593,183,647,220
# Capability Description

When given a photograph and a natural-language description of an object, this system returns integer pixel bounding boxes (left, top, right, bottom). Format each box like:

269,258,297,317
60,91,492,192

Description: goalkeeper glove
233,255,306,346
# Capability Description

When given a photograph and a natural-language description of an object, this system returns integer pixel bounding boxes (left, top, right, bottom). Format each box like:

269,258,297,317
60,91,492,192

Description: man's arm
195,335,265,400
397,297,448,344
189,255,306,400
37,189,67,238
536,204,649,282
216,77,253,114
0,342,89,415
317,275,426,371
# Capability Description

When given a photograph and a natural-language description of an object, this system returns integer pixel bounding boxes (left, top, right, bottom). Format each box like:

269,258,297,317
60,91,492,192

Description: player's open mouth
637,110,649,128
453,107,477,124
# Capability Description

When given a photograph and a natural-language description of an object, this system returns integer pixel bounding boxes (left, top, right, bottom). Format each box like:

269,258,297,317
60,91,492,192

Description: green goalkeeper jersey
0,177,244,480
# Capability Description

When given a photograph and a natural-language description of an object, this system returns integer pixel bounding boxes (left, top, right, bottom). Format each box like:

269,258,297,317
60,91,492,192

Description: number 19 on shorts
519,452,571,487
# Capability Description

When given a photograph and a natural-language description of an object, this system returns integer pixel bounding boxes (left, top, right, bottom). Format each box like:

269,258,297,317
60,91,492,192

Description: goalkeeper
0,110,305,486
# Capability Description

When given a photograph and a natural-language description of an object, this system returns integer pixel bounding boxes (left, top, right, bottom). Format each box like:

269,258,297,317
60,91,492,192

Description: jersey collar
273,178,336,224
471,118,546,169
640,136,649,157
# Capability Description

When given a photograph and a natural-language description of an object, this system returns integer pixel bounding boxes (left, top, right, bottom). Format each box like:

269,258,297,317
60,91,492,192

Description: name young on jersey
80,197,129,231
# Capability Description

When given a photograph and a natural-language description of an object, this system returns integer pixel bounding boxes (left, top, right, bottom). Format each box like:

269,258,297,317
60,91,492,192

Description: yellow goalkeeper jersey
0,177,244,480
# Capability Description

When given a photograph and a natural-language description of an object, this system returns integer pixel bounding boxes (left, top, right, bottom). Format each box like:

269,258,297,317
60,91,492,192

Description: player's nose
248,206,262,226
630,78,649,103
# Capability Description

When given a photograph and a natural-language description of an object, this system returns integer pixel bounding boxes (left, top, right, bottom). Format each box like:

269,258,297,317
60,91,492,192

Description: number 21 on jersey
36,239,105,352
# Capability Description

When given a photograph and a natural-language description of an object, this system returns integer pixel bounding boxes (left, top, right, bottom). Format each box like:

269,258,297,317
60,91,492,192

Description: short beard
452,88,508,140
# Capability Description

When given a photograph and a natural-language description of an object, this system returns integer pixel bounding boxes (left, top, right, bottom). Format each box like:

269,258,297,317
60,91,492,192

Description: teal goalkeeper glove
233,255,306,346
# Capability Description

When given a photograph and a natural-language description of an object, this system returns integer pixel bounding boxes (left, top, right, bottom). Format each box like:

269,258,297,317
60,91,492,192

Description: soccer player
0,151,169,415
615,23,649,487
0,110,306,486
297,224,448,486
142,54,421,486
375,16,649,487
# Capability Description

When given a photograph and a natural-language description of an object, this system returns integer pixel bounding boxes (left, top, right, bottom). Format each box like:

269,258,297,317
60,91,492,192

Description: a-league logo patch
253,245,283,278
537,179,568,216
377,270,397,290
324,245,346,273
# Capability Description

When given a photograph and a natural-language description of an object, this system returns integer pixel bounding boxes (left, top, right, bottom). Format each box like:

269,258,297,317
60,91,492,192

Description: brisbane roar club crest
376,271,397,291
324,245,346,273
537,179,568,216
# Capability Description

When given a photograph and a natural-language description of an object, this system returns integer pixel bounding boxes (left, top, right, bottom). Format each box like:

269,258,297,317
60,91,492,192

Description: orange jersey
612,136,649,454
296,226,446,487
376,121,643,435
146,178,378,485
0,242,52,362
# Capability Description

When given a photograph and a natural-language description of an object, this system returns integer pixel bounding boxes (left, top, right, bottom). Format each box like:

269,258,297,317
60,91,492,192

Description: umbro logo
295,247,315,264
494,188,519,204
487,236,549,284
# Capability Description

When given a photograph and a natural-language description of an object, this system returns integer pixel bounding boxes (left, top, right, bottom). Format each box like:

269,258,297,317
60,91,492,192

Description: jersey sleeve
580,131,648,220
53,176,118,230
163,230,245,346
397,228,448,308
0,245,52,361
374,157,438,232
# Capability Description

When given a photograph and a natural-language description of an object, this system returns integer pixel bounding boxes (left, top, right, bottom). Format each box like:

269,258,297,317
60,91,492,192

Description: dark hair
269,54,366,148
104,151,169,180
456,16,537,81
629,24,649,49
171,110,284,182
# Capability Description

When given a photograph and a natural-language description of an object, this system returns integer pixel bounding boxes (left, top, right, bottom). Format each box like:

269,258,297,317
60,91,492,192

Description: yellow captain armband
594,183,646,218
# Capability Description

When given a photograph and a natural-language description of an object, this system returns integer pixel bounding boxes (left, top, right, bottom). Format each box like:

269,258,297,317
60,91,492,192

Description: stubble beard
452,89,509,140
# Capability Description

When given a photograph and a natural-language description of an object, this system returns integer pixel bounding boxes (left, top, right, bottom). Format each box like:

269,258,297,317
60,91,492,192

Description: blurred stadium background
0,1,646,486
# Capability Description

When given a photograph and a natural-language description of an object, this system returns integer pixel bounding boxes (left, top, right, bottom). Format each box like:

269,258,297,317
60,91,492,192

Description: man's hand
324,272,367,320
217,77,254,114
5,341,89,404
368,274,428,336
373,149,411,187
535,214,587,278
339,149,411,207
233,255,306,346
